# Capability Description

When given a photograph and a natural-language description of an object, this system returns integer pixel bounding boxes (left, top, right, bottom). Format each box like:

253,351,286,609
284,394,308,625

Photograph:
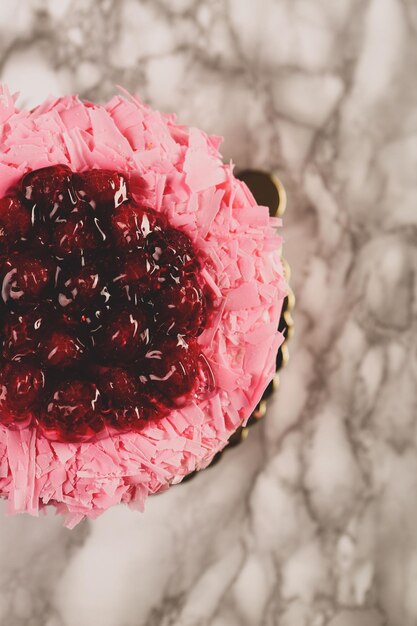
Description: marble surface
0,0,416,624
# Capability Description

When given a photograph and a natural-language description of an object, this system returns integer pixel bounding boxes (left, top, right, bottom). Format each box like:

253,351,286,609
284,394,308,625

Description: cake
0,85,286,526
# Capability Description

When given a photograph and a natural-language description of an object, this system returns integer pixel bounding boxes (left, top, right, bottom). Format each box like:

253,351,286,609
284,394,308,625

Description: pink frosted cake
0,86,286,526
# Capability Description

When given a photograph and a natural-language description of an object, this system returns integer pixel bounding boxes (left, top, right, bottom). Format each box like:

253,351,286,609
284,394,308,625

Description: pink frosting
0,86,286,526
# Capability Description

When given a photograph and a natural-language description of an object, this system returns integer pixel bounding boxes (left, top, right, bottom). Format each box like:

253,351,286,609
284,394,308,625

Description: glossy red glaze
0,361,45,413
2,306,52,359
115,248,160,299
152,277,206,336
110,202,161,250
42,380,104,440
94,305,149,362
144,338,199,399
52,201,106,258
98,367,139,407
0,195,31,247
145,227,196,270
0,166,211,441
40,330,85,368
21,164,75,222
0,253,52,305
73,170,128,209
56,263,111,318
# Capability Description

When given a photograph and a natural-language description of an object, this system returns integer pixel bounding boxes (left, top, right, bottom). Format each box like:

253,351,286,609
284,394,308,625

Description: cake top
0,86,286,526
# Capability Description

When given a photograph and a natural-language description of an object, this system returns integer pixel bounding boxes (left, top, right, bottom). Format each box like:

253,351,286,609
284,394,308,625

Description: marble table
0,1,416,625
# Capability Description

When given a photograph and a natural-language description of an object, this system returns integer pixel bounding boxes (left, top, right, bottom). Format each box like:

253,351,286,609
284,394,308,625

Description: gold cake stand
183,170,294,480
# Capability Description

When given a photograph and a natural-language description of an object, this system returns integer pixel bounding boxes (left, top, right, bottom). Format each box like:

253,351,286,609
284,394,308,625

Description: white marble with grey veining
0,0,416,625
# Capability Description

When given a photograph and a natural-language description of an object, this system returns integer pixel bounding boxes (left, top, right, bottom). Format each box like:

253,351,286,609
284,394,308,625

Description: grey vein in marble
0,0,416,625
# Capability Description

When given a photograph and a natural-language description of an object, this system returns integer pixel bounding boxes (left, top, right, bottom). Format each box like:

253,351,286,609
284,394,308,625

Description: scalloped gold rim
271,173,287,218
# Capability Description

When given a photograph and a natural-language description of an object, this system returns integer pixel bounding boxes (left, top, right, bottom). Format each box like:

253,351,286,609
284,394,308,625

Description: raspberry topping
115,249,160,299
152,277,206,336
144,338,199,401
56,263,111,318
1,253,52,305
52,201,106,258
40,329,85,368
0,195,31,246
73,170,127,209
145,228,195,270
99,367,140,407
94,305,149,362
43,380,104,441
0,166,213,441
22,164,75,222
110,202,161,250
0,362,45,419
3,306,51,360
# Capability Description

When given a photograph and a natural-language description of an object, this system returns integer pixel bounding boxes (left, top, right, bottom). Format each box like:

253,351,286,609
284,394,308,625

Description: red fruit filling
22,164,75,222
1,253,52,305
0,362,45,424
0,166,213,441
144,338,199,402
3,306,52,359
52,201,106,258
0,195,31,246
152,278,206,337
73,170,127,209
55,263,111,319
110,202,161,250
93,306,150,362
42,380,104,441
40,330,85,368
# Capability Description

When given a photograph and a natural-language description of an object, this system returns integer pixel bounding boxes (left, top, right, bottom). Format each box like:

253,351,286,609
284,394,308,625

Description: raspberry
152,277,206,336
94,306,150,363
145,228,197,270
21,164,75,221
0,195,31,247
0,361,45,415
41,380,103,441
0,253,52,306
99,367,139,407
111,203,161,250
40,330,85,368
29,224,51,253
56,263,112,318
105,388,169,429
113,249,159,301
144,338,199,399
52,201,107,258
73,170,128,209
2,306,52,359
